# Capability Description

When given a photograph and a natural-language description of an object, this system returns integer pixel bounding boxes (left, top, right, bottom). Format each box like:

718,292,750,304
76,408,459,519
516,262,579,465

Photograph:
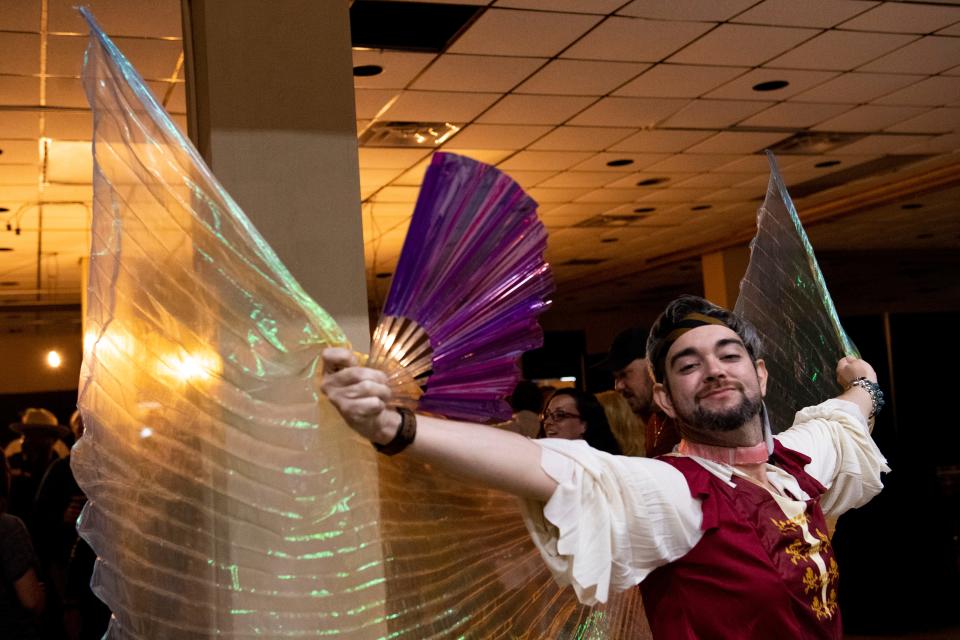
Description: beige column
701,245,750,309
181,0,369,348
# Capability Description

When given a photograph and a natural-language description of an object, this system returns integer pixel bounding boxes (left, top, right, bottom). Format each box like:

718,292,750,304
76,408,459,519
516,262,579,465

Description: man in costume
322,295,888,638
605,327,680,457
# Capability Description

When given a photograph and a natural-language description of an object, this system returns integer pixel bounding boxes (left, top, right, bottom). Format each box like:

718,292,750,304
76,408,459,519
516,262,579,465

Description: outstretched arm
321,348,558,502
834,355,879,425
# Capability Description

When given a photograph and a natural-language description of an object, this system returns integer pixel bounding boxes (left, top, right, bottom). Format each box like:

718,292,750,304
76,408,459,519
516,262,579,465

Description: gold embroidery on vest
811,589,839,620
769,511,808,533
786,539,812,565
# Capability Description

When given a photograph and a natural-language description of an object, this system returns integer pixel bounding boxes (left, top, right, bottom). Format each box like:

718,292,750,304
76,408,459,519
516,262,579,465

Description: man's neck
682,414,764,448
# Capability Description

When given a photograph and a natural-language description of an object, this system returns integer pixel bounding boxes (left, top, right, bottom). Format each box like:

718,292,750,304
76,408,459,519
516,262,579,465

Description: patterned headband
662,312,729,344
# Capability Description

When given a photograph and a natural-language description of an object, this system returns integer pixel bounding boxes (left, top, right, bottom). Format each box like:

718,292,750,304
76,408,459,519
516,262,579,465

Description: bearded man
322,295,888,639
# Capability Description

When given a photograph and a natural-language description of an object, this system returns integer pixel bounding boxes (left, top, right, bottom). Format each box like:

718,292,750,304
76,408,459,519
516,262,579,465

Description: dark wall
834,312,960,634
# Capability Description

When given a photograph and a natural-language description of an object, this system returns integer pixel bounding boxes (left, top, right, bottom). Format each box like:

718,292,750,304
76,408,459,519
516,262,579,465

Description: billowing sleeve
518,440,703,605
777,398,890,517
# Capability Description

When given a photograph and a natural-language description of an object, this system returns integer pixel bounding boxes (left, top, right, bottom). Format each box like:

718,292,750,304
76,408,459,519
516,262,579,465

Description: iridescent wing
735,152,858,432
75,9,647,638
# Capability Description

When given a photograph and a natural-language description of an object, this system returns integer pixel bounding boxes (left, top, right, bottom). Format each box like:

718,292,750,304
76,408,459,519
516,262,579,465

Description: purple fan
368,152,553,422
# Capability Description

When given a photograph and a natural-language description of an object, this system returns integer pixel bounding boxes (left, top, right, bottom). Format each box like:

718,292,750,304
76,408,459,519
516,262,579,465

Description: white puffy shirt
518,399,890,605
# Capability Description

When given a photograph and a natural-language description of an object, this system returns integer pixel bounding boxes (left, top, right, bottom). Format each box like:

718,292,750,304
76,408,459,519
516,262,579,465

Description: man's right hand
321,348,401,445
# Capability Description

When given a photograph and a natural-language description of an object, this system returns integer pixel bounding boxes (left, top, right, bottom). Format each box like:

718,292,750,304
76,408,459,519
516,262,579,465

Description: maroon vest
641,442,842,639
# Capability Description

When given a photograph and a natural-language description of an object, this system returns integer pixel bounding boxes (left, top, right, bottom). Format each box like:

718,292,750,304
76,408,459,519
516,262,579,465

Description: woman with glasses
539,389,622,455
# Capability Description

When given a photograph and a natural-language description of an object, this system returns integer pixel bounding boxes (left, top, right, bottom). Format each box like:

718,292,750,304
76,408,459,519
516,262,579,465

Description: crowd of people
0,407,109,640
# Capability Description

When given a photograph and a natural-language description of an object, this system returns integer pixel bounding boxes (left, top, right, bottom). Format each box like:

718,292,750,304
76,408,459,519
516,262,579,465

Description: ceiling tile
561,17,714,62
830,134,935,154
740,102,853,128
45,35,87,76
352,50,436,90
614,64,747,98
44,111,91,140
358,148,432,169
154,81,185,114
44,78,88,109
528,126,635,151
411,54,544,92
610,129,714,152
360,168,405,193
354,89,399,119
636,187,719,203
382,91,500,121
661,99,772,127
0,76,39,106
515,59,649,96
859,36,960,74
537,171,622,188
575,188,648,203
0,140,40,164
0,1,40,31
605,172,691,188
442,124,552,149
50,0,182,38
886,107,960,134
779,153,878,172
571,152,670,171
790,71,925,103
0,165,37,185
874,76,960,107
668,24,819,66
839,2,960,34
684,131,792,154
706,69,837,100
495,170,557,188
713,154,781,172
527,186,593,203
477,94,597,125
498,150,593,170
0,33,40,75
370,186,420,203
673,172,757,188
618,0,757,21
811,105,928,131
49,35,181,79
731,0,878,28
495,0,625,13
900,132,960,153
940,22,960,36
767,30,916,70
643,153,743,173
434,148,513,165
568,96,688,127
449,8,601,57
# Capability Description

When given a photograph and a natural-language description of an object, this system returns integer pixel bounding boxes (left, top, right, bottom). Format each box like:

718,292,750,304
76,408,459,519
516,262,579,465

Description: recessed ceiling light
606,159,634,167
814,160,841,168
0,247,12,252
0,281,16,286
353,64,384,77
601,238,618,243
901,203,923,210
752,80,789,92
691,204,712,211
0,207,8,213
636,177,668,187
633,207,656,213
375,271,392,278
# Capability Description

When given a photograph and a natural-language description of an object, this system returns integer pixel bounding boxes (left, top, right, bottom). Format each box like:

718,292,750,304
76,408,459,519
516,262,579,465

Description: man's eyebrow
716,338,746,350
668,347,697,369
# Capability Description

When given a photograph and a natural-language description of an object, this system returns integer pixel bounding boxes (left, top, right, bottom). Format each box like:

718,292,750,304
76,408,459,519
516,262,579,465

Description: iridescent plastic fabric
735,152,858,432
74,9,649,638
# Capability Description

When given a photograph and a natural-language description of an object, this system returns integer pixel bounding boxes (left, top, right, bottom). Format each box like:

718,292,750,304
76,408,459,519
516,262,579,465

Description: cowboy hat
10,407,71,439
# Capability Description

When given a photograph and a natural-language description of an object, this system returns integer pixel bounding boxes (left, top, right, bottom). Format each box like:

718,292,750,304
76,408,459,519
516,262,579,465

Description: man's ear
653,382,677,419
755,358,768,397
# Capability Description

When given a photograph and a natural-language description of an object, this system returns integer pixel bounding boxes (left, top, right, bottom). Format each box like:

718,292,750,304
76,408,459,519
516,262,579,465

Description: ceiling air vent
575,214,643,228
766,131,866,155
359,121,460,147
787,155,933,199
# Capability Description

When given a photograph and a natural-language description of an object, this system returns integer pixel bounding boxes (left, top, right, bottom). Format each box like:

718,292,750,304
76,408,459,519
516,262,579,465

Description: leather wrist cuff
373,407,416,456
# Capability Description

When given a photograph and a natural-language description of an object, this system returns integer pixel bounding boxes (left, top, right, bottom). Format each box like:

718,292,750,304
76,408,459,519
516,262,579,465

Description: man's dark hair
646,295,762,383
509,380,543,414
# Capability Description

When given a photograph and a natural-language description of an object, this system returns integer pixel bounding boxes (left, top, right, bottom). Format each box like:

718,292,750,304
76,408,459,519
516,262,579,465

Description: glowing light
157,350,222,384
140,427,153,439
559,376,576,382
47,350,62,368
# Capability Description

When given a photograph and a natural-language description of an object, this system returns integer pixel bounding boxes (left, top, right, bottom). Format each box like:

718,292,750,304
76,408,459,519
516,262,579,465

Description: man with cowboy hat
5,408,71,521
